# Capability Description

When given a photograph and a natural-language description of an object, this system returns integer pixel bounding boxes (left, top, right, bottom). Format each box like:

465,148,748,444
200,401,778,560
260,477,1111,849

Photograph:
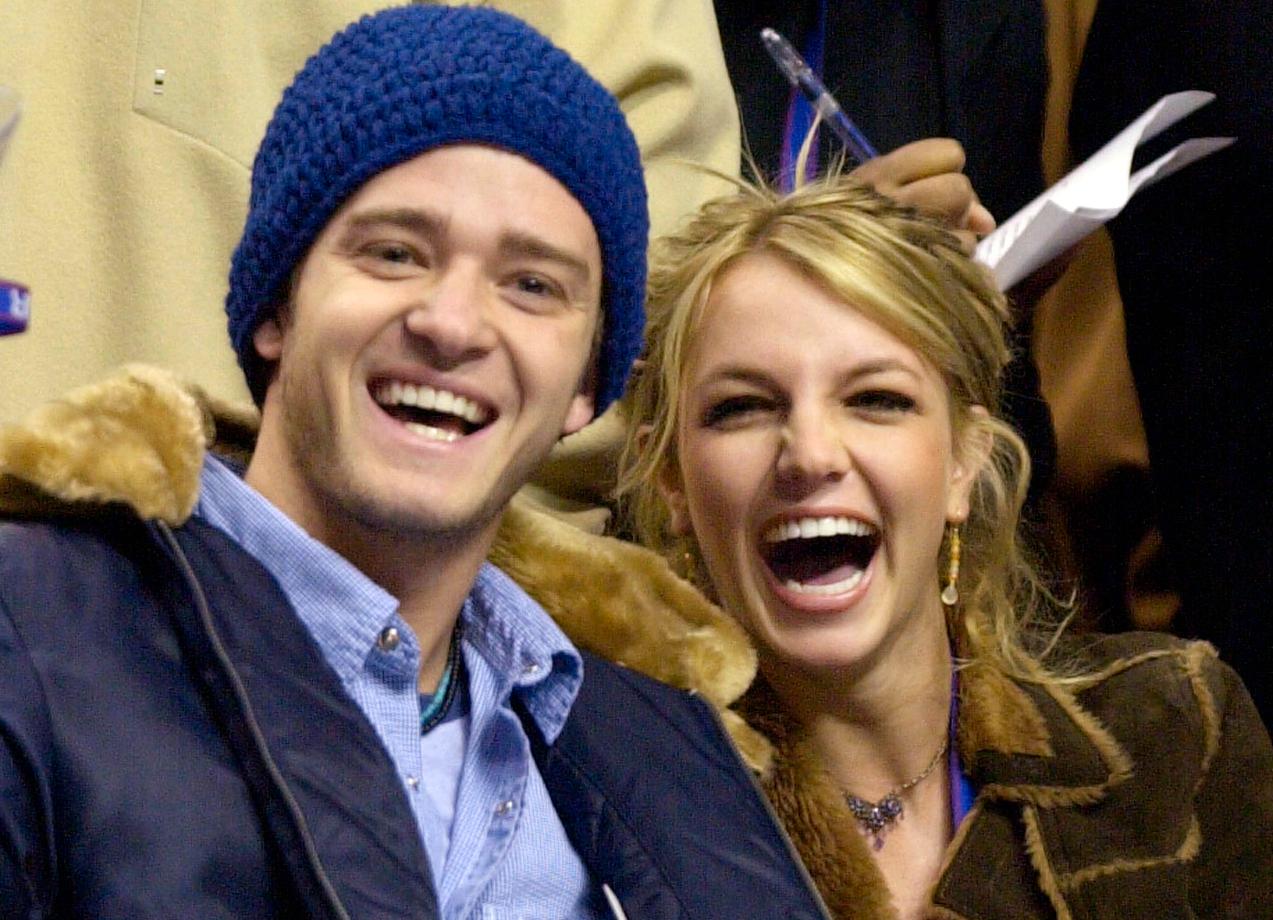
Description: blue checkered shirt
196,456,604,919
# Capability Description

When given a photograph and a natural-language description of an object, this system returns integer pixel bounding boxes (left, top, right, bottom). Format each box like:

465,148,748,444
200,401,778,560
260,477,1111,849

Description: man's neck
329,516,498,691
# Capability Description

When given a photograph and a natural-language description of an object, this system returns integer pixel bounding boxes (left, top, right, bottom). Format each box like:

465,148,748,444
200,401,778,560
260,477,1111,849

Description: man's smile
371,377,493,443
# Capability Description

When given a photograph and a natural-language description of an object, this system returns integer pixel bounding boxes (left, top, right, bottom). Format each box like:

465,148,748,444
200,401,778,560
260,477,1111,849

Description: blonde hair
617,173,1066,681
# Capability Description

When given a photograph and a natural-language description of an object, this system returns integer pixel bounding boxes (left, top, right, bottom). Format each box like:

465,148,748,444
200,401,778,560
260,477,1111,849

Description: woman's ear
649,428,693,537
946,405,993,524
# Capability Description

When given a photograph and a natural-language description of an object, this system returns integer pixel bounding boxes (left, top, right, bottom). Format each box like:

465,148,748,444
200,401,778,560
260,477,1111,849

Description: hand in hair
851,138,994,254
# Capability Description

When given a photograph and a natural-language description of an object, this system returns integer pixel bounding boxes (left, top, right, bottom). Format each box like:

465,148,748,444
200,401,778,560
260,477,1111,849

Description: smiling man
0,6,830,918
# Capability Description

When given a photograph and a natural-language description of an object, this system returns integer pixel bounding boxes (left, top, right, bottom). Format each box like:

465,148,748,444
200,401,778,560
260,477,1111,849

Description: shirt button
521,662,542,678
494,799,516,817
405,775,419,790
376,627,401,652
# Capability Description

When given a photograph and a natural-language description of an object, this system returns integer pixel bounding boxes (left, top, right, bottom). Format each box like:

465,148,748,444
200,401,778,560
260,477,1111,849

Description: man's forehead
330,145,601,267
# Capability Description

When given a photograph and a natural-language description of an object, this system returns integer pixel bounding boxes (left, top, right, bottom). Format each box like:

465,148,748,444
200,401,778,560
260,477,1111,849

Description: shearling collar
955,661,1132,806
0,365,764,755
739,656,1140,920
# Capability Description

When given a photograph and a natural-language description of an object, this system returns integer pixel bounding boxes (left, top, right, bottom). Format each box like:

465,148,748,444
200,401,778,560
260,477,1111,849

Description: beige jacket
0,0,739,423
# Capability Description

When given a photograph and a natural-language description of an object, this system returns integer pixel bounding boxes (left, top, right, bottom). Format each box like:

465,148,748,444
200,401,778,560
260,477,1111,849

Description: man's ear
561,390,596,437
947,405,993,523
561,357,598,437
252,317,285,362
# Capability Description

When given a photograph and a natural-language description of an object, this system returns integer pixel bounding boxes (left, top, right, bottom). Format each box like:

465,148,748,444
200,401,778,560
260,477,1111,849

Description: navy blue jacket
0,510,829,918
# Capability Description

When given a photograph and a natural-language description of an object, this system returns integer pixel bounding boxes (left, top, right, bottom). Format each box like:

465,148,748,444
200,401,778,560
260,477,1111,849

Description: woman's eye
701,395,772,428
851,390,915,413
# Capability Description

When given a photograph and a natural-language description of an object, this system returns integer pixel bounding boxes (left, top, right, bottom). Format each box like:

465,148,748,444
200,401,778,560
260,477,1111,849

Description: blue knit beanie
227,4,648,414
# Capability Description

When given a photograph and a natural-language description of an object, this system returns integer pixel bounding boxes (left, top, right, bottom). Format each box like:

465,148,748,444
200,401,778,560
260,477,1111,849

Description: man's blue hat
227,4,648,414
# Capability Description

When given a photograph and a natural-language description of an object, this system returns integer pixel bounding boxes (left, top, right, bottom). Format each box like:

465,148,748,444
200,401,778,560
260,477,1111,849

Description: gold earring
941,524,961,607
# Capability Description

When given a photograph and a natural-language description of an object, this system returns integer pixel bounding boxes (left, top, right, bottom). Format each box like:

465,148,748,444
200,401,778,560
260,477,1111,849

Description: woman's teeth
784,569,866,596
764,516,876,543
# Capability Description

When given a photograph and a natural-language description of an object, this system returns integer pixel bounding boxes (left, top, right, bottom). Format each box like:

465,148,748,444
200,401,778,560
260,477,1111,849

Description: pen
760,27,878,165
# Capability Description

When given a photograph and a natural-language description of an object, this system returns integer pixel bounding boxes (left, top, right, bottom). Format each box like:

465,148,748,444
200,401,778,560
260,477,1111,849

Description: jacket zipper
155,522,353,920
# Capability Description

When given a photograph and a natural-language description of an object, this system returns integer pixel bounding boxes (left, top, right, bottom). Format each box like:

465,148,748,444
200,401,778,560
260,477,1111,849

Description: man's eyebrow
337,207,446,242
498,232,593,284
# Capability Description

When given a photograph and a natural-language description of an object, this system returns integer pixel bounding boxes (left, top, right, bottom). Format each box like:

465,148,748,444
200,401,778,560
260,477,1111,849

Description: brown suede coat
743,637,1273,919
4,367,1269,919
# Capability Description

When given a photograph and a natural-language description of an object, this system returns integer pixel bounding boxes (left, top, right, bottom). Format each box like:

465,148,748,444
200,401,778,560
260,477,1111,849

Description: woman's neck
759,607,957,918
761,609,953,802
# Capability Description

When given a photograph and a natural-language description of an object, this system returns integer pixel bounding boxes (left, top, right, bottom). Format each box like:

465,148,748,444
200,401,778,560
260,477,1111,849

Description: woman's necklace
843,734,949,850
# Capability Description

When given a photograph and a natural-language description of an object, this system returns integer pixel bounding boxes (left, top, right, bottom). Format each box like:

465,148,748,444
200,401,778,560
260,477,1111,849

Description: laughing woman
617,176,1273,919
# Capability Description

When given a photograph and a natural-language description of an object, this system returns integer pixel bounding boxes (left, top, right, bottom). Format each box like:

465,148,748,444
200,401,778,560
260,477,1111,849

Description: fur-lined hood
0,365,769,764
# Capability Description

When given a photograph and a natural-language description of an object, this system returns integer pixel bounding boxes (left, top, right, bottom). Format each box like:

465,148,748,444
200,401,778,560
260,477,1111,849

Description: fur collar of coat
0,365,769,763
739,636,1270,919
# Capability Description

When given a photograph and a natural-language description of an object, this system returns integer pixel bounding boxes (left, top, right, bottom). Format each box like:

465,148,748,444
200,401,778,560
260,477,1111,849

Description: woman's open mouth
761,515,880,597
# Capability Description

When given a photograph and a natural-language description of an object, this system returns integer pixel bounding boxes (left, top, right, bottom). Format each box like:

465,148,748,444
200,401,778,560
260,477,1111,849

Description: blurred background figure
1069,0,1273,723
0,0,738,421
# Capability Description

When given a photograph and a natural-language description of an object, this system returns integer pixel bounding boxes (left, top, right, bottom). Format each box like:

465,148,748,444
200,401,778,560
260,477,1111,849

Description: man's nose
402,265,496,365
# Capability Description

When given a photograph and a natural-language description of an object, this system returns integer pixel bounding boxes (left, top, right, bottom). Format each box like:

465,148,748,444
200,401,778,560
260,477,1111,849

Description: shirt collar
462,562,583,745
194,455,409,686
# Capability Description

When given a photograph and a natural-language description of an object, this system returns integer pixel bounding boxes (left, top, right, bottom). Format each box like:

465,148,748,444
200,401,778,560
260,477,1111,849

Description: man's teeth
785,569,865,596
763,516,876,543
375,380,487,425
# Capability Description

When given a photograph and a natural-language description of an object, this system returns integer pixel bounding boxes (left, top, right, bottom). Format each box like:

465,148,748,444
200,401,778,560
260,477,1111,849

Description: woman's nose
775,408,851,488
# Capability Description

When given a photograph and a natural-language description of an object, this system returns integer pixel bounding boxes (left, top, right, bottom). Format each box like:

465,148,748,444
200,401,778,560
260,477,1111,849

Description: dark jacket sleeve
0,589,55,919
1188,655,1273,917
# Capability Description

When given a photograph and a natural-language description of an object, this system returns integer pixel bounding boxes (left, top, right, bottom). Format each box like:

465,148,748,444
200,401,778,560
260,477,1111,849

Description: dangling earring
941,524,961,607
676,540,700,586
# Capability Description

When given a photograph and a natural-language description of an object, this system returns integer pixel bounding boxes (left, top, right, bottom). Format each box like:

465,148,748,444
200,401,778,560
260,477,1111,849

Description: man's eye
701,395,772,428
851,390,915,413
514,274,563,299
370,243,414,264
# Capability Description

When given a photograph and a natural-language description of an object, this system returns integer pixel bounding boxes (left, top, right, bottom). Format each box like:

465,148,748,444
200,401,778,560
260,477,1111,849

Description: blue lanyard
778,0,828,190
949,672,976,828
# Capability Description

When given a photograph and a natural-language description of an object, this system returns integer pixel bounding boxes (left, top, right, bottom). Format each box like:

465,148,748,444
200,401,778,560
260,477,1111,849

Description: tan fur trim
923,800,985,920
761,722,897,920
1,367,759,761
1072,647,1174,687
957,662,1052,759
489,495,762,709
925,906,971,919
980,679,1133,808
1182,642,1223,784
1021,806,1073,920
1056,815,1201,892
192,383,261,469
0,365,205,524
